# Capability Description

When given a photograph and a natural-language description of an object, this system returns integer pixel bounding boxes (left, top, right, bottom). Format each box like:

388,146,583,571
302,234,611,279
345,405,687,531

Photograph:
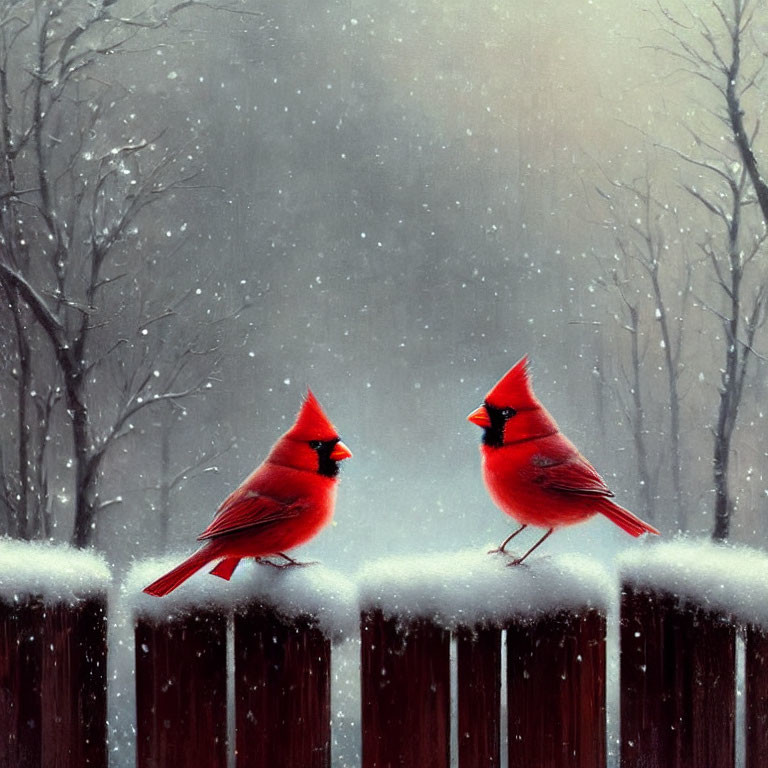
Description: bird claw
506,558,528,567
487,546,507,555
283,559,318,568
256,556,317,570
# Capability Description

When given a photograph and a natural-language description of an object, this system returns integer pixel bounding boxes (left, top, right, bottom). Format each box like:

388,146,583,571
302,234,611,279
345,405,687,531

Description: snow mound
618,538,768,628
123,556,357,639
0,538,111,604
357,548,615,629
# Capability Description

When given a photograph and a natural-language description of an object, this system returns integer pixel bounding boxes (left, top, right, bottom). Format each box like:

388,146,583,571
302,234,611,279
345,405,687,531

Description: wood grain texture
745,625,768,768
620,587,735,768
507,609,606,768
456,626,501,768
234,605,331,768
40,597,108,768
0,598,44,768
135,610,228,768
361,610,450,768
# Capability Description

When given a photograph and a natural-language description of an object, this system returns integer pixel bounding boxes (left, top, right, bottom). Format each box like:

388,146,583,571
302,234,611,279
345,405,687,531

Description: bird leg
277,551,319,567
507,528,554,566
257,553,318,569
488,524,527,555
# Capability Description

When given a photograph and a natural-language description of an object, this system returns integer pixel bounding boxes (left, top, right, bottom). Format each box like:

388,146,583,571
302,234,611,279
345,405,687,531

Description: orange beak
330,440,353,461
467,405,491,429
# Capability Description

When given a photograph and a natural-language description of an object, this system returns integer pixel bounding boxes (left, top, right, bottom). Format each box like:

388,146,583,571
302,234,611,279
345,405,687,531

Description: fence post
617,540,768,768
456,626,501,768
234,605,331,768
361,610,451,768
135,609,228,768
0,598,44,768
619,586,736,768
41,596,108,768
0,542,110,768
507,609,606,768
745,625,768,768
128,558,355,768
358,550,612,768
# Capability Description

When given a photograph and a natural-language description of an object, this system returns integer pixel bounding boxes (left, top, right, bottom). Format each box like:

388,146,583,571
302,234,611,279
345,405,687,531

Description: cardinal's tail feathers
210,557,241,581
143,547,215,597
598,499,661,537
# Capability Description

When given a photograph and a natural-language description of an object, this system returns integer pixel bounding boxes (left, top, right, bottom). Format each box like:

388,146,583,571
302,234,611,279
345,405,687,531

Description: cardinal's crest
286,389,340,442
485,356,540,410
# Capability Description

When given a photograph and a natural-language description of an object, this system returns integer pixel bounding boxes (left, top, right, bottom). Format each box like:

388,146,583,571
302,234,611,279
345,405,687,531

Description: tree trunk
69,378,98,549
628,306,655,520
711,180,744,542
592,339,608,447
11,297,31,539
725,18,768,229
1,286,31,539
668,394,684,526
712,420,731,542
649,269,684,529
712,344,736,543
158,409,172,553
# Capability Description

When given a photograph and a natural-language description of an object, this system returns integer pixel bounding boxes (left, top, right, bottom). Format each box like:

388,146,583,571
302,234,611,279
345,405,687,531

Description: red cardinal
468,356,659,564
144,390,352,596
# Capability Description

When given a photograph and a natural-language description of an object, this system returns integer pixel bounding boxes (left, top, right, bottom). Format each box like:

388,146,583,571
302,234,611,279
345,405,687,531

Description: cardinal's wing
197,489,303,540
527,453,615,497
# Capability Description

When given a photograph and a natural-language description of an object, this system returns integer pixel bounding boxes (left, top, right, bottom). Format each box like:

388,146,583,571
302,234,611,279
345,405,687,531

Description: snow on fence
3,539,768,768
124,559,357,768
619,541,768,768
357,550,613,768
0,540,111,768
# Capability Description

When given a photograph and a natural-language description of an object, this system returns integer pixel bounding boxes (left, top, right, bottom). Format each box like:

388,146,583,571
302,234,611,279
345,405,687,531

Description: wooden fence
0,594,108,768
2,556,768,767
620,586,766,768
359,607,606,768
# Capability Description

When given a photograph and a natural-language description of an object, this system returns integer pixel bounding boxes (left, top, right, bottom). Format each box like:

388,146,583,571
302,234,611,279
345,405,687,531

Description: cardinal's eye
501,407,517,419
309,440,322,450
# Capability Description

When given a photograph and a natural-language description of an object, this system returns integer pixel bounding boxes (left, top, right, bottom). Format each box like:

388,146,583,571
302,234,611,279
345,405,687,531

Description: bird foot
506,558,529,567
487,546,507,555
256,556,317,570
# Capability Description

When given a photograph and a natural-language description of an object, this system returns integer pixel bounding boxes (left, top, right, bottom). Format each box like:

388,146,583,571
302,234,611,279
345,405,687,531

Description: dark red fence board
456,626,501,767
745,625,768,768
40,597,108,768
135,610,228,768
690,608,736,767
507,609,606,768
0,599,44,768
620,586,736,768
234,605,331,768
619,588,670,765
0,596,108,768
360,610,450,768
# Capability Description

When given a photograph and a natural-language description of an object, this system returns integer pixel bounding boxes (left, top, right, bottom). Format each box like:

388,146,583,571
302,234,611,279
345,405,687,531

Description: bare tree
718,0,768,224
0,279,62,539
656,0,768,539
591,172,693,529
616,277,657,519
152,402,236,553
0,0,250,547
658,0,768,223
687,163,768,541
